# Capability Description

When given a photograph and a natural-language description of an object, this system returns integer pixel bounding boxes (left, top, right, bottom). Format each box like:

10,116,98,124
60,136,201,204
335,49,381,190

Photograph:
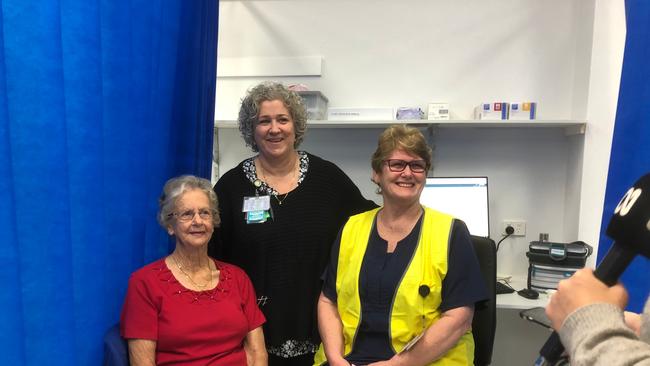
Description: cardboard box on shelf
296,91,329,120
327,107,394,121
427,103,450,120
509,102,537,120
474,102,509,120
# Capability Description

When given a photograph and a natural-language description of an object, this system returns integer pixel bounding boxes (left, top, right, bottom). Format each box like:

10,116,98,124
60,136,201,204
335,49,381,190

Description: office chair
103,323,128,366
469,235,497,366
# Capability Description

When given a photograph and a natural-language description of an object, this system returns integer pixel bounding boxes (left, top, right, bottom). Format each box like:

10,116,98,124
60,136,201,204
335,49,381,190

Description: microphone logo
614,187,642,216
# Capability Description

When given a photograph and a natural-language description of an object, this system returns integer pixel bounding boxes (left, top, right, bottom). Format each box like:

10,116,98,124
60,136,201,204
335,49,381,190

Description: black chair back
470,235,497,366
103,323,128,366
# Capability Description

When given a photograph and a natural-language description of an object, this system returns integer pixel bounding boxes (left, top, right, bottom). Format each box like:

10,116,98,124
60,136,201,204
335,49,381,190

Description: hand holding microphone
535,173,650,365
546,268,629,330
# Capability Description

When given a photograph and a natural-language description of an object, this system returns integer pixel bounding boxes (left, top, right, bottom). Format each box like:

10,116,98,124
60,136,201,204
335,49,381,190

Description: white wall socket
503,220,526,236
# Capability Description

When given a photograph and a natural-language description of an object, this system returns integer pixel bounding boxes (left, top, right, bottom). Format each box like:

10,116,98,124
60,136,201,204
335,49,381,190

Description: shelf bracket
425,124,438,171
565,124,586,136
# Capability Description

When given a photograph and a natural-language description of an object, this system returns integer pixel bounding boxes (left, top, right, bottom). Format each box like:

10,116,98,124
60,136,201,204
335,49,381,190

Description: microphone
419,285,430,297
535,173,650,366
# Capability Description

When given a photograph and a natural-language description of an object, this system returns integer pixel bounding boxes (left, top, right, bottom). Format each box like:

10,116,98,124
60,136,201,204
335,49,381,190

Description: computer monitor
419,176,490,237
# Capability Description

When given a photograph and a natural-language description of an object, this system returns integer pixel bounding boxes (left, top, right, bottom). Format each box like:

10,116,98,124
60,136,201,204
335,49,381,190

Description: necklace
274,192,290,205
257,156,298,205
171,254,212,290
378,213,407,235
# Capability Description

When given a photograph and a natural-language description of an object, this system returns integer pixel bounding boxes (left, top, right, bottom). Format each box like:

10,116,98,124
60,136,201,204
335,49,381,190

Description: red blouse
120,258,265,365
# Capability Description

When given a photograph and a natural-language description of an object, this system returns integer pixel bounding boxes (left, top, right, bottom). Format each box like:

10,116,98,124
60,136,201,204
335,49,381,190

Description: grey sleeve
559,298,650,366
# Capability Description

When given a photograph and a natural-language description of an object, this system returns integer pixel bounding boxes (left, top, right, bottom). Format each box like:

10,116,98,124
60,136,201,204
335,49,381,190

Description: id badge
243,195,270,212
243,196,271,224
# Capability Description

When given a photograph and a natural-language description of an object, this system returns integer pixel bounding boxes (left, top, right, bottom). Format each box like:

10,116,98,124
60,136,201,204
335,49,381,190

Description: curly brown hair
238,81,308,152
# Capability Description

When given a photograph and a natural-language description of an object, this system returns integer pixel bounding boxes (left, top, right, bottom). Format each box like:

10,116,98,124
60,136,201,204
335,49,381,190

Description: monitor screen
419,177,490,237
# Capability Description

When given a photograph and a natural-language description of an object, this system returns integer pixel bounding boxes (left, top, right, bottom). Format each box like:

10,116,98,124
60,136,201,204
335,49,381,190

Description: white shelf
215,119,586,135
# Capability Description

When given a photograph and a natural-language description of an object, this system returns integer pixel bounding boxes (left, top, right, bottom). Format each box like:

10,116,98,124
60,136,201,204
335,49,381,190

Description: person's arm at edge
318,292,349,366
244,326,267,366
557,302,650,365
128,339,156,366
547,269,650,365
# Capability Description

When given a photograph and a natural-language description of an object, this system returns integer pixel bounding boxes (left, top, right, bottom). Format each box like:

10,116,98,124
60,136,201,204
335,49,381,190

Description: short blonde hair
371,125,432,174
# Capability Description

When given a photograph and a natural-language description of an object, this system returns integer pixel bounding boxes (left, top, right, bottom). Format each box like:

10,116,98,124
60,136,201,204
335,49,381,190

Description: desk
493,277,553,365
496,276,550,310
493,307,553,365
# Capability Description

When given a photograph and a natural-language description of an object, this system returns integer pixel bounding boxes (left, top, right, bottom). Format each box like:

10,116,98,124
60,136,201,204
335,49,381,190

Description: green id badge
246,209,270,224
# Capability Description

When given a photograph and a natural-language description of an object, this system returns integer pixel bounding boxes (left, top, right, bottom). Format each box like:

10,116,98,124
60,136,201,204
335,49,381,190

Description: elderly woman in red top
121,175,266,366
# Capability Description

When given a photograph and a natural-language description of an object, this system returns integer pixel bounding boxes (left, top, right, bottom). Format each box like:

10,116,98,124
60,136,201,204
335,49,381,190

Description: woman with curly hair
209,82,375,366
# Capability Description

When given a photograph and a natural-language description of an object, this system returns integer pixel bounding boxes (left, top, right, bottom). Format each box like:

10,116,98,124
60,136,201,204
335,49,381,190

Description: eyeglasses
384,159,427,173
169,209,214,222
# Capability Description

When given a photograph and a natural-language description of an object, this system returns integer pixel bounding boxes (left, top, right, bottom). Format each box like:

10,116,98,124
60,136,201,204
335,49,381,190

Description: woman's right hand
546,268,628,331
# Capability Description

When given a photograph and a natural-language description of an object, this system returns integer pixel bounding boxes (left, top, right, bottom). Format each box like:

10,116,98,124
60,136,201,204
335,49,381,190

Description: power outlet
503,220,526,236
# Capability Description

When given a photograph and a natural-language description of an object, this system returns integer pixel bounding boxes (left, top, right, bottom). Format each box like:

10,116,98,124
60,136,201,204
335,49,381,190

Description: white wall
578,0,626,267
214,0,612,262
216,0,587,121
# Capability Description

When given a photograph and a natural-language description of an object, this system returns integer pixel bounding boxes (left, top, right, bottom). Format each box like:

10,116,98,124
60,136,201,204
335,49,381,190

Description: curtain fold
598,0,650,313
0,1,218,364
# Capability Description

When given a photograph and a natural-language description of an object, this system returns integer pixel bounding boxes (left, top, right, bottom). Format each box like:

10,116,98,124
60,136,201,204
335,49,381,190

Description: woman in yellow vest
314,125,487,366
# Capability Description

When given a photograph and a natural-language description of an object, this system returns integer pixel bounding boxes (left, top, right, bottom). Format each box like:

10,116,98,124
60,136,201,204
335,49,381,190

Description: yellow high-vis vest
313,207,474,366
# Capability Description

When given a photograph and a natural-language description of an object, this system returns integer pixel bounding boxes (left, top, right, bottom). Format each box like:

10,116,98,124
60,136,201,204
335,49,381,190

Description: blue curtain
0,1,218,364
597,0,650,313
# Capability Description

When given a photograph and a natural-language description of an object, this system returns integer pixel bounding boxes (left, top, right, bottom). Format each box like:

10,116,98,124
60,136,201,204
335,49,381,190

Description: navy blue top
322,213,487,365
